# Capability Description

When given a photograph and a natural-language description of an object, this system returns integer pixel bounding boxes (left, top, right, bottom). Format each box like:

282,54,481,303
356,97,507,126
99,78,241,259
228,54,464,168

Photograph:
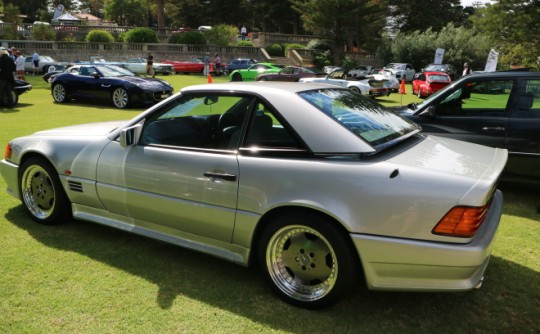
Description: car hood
119,76,172,88
33,121,127,137
388,135,507,185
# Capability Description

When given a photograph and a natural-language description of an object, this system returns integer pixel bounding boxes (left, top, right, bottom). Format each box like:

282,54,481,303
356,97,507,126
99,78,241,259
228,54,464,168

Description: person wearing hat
0,48,16,106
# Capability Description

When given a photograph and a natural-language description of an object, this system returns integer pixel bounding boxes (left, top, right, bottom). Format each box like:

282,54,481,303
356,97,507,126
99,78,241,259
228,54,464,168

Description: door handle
482,126,505,132
101,84,111,88
204,172,237,181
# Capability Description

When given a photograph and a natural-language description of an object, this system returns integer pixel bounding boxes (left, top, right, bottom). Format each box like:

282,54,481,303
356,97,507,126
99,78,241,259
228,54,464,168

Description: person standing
203,52,210,76
0,48,16,107
214,53,221,74
32,50,40,75
15,51,25,80
146,53,154,78
241,25,247,40
462,63,472,77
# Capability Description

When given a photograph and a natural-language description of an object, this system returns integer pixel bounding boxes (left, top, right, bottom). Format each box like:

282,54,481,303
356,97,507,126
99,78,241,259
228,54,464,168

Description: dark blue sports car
51,65,174,109
1,79,32,107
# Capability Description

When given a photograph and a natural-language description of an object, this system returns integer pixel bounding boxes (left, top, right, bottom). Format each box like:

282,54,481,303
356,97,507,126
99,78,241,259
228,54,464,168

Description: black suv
397,70,540,186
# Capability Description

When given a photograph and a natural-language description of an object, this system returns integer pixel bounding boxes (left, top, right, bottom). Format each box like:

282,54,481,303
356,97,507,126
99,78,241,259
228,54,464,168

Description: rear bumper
351,190,503,291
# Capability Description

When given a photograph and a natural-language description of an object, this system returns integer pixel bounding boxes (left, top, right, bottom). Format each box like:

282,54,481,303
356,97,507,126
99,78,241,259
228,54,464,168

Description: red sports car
411,71,452,98
162,58,215,74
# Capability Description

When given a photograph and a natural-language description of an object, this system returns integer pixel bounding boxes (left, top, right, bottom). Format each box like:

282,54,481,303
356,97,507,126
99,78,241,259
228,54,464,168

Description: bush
203,24,238,45
236,41,254,47
266,43,284,57
340,56,357,73
169,31,206,45
283,43,306,57
31,25,56,41
85,30,114,43
124,27,158,43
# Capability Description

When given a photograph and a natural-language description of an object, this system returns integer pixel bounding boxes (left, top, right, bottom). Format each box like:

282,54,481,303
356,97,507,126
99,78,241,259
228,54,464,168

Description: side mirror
91,72,100,78
120,124,142,147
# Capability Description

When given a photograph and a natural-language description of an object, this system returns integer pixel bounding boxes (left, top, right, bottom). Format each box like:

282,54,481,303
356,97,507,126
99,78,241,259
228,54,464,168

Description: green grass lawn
0,75,539,333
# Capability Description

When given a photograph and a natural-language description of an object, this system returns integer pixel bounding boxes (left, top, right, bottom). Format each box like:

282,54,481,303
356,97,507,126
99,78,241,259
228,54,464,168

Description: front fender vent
68,180,83,193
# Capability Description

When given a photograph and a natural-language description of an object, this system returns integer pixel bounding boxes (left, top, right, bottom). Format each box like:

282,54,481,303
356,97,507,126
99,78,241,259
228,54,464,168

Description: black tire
52,83,68,103
257,212,357,309
348,86,362,95
19,156,72,225
231,73,242,82
1,88,18,107
112,87,130,108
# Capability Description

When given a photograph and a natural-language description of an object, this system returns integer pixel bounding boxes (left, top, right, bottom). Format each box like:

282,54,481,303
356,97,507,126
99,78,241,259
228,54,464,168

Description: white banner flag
484,49,499,72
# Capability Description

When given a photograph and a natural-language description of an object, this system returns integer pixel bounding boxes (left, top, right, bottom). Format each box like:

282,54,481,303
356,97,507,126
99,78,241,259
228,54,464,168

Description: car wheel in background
231,73,242,82
112,88,130,108
258,212,357,309
19,156,72,225
52,83,68,103
257,77,268,81
348,86,362,95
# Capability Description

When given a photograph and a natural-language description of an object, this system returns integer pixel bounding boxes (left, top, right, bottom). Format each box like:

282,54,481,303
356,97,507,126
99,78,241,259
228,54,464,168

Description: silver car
1,82,507,308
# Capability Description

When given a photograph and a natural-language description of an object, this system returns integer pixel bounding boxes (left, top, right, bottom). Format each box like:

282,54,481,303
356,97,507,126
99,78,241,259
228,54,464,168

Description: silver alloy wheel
112,88,129,108
52,84,66,102
266,224,338,302
20,164,56,220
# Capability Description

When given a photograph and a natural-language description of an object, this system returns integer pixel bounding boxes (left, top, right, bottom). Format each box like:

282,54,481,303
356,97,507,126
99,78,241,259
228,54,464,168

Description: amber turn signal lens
4,144,12,160
432,205,489,238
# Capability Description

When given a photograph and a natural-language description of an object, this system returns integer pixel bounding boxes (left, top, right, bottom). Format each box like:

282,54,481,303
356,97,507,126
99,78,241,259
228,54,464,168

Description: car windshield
299,89,420,149
99,65,136,77
304,67,324,74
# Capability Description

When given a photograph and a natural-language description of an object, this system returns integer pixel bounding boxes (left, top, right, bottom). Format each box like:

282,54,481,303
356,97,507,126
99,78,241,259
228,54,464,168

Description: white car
124,58,174,75
300,69,389,98
348,65,375,78
384,62,416,82
1,82,507,308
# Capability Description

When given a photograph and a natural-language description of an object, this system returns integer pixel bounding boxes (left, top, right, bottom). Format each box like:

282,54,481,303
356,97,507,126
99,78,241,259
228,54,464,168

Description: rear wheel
52,83,68,103
348,86,362,95
112,87,130,108
19,156,72,225
232,73,242,82
258,212,357,309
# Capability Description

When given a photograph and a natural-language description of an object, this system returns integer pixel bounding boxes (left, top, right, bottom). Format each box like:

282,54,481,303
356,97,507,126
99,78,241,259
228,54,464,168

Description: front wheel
52,83,68,103
112,87,130,108
258,212,357,308
19,157,72,225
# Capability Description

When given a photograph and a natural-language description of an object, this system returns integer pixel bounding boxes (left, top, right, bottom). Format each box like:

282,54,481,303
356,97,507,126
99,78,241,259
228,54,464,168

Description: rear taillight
432,205,490,238
4,144,12,160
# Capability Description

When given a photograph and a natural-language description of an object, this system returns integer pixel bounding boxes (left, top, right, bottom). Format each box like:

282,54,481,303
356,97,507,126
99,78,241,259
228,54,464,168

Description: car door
505,78,540,180
412,77,513,148
95,93,253,242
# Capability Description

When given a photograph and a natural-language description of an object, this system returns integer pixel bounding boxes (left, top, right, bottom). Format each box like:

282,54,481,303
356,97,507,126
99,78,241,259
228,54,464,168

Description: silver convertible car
1,82,507,308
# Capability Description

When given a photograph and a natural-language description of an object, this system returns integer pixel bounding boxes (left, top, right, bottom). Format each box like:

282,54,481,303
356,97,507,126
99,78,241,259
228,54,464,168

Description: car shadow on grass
4,204,539,333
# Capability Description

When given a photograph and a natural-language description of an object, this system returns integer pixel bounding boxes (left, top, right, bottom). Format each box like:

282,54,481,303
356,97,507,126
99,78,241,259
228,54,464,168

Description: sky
461,0,493,6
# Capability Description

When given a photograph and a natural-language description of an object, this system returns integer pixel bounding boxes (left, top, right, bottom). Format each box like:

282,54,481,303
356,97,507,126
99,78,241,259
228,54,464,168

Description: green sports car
228,62,283,81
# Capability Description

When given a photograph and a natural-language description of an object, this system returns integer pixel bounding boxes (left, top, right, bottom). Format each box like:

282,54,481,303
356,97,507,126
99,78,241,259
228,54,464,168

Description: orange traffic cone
399,79,406,94
207,73,213,83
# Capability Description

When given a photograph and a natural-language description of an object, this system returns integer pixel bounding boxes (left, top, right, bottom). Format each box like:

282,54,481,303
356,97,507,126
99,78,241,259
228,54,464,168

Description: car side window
513,79,540,118
242,101,304,150
140,94,252,150
435,79,514,116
